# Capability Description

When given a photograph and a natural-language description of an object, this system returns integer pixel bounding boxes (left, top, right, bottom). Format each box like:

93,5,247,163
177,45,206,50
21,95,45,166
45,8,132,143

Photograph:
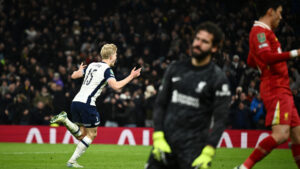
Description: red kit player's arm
252,30,291,65
247,52,256,68
259,50,291,65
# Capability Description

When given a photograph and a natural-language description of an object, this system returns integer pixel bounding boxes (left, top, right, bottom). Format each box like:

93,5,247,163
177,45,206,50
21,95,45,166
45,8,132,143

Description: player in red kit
234,1,300,169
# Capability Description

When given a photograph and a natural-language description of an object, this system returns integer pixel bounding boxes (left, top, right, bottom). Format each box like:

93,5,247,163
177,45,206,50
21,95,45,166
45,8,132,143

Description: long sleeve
153,63,174,131
205,75,231,147
259,50,290,65
247,52,257,68
250,30,291,65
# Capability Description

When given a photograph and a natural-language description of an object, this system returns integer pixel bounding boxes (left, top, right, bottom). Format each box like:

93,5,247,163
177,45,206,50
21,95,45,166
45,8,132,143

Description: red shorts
262,94,300,127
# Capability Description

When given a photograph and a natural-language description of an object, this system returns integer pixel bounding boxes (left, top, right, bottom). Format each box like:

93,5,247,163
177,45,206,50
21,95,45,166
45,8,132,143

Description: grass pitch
0,143,297,169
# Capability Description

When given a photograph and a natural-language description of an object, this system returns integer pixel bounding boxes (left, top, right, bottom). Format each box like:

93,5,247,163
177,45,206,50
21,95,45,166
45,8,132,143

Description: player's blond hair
100,44,117,59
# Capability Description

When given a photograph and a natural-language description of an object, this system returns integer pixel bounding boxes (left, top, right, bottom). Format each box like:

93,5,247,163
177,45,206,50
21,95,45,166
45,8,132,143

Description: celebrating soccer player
234,1,300,169
50,44,141,168
144,22,231,169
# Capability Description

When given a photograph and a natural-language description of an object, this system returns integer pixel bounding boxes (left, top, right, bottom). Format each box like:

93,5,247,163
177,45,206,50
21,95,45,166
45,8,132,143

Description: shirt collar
253,21,271,30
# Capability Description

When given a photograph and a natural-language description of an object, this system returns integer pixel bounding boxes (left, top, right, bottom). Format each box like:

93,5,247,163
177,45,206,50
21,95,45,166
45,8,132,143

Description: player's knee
291,127,300,144
76,133,87,140
75,127,87,140
272,125,290,144
291,134,300,144
272,131,290,144
87,132,97,140
277,134,289,143
91,132,97,139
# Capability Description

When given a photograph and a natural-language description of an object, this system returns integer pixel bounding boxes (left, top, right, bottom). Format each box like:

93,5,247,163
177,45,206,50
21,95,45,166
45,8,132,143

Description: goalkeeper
144,22,231,169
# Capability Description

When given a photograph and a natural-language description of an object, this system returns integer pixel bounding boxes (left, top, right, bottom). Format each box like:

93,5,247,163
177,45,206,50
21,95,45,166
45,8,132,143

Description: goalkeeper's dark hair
195,21,224,48
254,0,283,18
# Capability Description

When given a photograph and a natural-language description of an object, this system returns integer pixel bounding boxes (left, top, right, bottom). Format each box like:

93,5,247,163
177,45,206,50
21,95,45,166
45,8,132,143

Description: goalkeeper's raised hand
152,131,171,163
192,145,215,169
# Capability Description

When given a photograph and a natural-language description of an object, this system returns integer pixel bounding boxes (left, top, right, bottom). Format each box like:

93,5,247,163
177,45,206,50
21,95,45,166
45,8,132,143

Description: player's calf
291,126,300,168
68,136,93,167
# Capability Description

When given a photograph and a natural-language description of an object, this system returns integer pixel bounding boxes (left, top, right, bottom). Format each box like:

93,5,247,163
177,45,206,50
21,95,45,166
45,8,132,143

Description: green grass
0,143,297,169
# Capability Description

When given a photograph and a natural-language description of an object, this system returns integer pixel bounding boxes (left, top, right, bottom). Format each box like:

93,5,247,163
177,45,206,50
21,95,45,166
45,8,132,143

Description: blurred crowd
0,0,300,129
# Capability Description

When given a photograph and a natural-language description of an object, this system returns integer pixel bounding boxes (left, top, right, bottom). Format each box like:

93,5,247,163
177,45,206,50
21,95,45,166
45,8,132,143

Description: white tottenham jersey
73,62,115,106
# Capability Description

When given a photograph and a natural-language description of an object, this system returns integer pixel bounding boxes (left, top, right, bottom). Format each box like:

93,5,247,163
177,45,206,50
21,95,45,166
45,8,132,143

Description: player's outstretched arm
71,62,86,79
260,49,300,65
107,67,141,91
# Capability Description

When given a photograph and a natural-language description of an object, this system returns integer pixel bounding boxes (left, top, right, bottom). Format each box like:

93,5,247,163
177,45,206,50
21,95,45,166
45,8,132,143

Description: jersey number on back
84,69,97,85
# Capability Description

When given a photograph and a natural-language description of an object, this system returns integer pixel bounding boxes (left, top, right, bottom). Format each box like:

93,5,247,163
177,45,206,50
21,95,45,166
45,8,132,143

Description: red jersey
247,21,292,98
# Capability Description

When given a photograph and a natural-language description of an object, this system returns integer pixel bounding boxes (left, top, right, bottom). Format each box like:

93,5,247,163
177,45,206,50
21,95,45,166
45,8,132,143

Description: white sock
68,136,92,163
240,164,248,169
63,118,82,137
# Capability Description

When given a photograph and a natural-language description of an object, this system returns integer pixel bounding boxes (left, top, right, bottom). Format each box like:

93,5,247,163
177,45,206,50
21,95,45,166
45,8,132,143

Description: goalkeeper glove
191,145,215,169
152,131,171,164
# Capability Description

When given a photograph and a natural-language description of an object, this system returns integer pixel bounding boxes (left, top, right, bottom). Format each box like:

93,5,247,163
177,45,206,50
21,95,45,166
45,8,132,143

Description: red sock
243,136,278,169
292,144,300,168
